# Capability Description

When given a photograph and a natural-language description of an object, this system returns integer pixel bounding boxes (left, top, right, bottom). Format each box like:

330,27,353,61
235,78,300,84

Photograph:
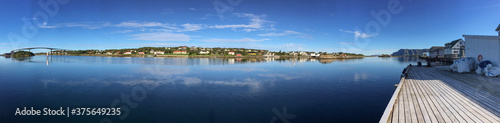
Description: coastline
38,54,365,59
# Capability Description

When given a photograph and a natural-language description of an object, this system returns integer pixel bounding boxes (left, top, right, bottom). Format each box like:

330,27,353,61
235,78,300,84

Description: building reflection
5,55,370,66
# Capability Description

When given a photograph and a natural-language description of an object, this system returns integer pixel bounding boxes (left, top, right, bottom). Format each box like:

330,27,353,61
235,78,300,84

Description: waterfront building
444,39,465,58
248,52,257,56
429,46,445,58
154,51,165,55
199,51,209,54
463,24,500,66
173,51,187,54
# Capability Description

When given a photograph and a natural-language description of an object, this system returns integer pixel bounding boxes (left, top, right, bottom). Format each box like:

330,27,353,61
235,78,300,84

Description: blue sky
1,0,499,55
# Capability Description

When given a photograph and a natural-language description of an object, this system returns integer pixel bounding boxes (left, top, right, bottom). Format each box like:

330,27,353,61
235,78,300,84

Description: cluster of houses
99,46,275,56
428,24,500,66
286,51,321,57
45,44,363,59
428,39,465,58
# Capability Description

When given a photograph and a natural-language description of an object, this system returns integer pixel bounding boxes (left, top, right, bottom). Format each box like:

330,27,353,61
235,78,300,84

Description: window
453,51,458,54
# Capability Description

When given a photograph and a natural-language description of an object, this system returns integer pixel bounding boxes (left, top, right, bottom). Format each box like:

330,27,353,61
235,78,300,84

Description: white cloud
242,29,257,32
280,43,305,51
116,22,165,28
189,8,196,11
114,30,133,33
64,23,91,27
131,32,191,41
258,30,301,36
36,22,58,28
38,25,58,28
210,13,271,32
338,42,355,45
340,29,377,39
201,38,269,43
181,23,203,31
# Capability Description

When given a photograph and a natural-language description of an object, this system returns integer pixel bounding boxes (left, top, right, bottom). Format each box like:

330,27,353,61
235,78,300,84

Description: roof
430,46,445,49
445,39,463,48
496,24,500,31
463,35,500,40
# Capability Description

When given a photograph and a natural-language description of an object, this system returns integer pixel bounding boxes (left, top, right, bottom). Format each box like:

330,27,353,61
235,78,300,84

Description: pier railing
379,64,411,123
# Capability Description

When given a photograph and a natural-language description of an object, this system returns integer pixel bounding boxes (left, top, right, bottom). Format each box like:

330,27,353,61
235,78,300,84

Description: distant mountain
391,49,429,56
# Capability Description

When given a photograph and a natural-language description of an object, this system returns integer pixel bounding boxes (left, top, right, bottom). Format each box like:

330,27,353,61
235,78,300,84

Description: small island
30,46,365,59
378,54,391,57
11,51,35,58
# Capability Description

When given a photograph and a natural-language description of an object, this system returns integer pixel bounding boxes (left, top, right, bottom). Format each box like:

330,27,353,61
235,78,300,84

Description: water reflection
3,56,427,67
11,56,52,66
5,55,366,65
394,57,422,64
1,55,418,122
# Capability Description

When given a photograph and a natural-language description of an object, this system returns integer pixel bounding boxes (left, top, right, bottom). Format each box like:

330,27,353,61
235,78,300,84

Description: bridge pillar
50,49,52,56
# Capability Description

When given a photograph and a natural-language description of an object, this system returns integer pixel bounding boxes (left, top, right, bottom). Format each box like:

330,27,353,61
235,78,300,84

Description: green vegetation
12,51,35,58
51,46,365,57
378,54,391,57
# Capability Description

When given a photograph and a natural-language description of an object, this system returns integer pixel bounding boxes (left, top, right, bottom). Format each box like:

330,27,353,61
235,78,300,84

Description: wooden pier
380,66,500,123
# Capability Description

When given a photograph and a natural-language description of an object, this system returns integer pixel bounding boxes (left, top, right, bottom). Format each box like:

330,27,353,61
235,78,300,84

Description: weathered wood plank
408,78,430,123
423,68,500,122
382,66,500,123
406,78,423,123
411,72,449,123
413,70,468,122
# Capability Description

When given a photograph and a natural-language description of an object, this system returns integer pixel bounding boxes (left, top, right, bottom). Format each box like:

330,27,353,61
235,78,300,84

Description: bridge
13,47,67,53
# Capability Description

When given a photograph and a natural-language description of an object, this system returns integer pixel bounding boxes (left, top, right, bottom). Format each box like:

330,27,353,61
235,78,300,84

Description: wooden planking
398,83,404,123
423,68,500,122
428,68,500,117
407,77,425,123
412,70,468,122
410,72,448,123
408,78,433,123
380,66,410,123
417,67,500,122
384,66,500,123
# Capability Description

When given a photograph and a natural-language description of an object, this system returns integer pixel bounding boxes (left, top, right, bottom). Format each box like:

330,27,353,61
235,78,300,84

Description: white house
228,51,235,55
263,52,275,57
124,51,132,54
199,51,210,54
309,53,321,57
153,51,164,55
299,51,308,56
429,46,445,58
444,39,465,58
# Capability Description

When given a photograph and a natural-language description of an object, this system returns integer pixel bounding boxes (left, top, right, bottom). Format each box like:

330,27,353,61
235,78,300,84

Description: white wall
463,35,500,66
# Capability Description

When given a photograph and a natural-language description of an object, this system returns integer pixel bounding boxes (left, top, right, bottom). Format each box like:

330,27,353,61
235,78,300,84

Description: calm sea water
0,56,421,123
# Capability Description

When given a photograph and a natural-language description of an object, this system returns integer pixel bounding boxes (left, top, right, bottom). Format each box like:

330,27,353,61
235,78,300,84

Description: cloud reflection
353,72,369,82
39,65,302,95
